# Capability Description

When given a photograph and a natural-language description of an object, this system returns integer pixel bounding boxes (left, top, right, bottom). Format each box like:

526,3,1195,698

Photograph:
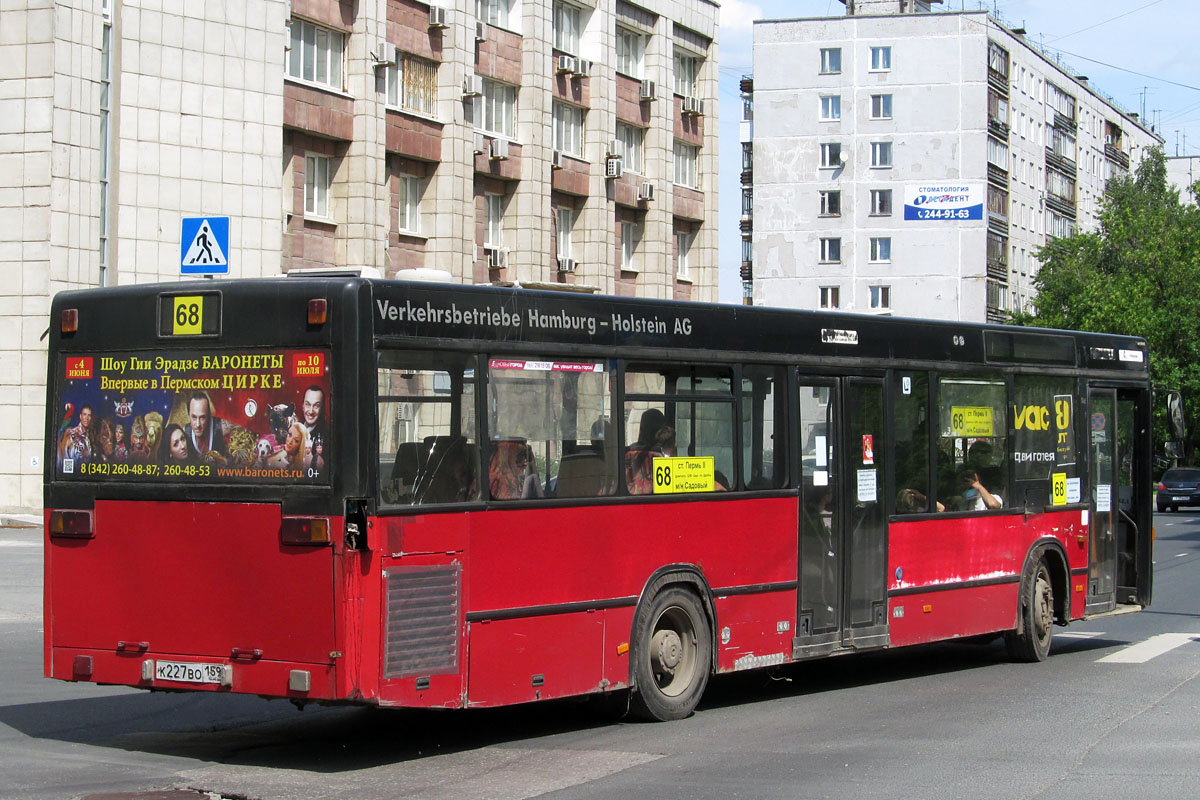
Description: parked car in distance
1156,467,1200,512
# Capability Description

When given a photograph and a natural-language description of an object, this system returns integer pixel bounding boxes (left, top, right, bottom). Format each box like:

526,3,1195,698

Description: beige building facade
0,0,719,513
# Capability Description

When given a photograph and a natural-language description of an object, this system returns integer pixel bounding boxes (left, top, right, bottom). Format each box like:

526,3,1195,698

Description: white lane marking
1097,633,1199,663
0,541,39,547
1057,631,1106,639
1176,553,1188,558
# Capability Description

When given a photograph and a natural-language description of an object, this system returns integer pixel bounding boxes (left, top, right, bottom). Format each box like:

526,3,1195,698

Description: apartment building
740,0,1160,322
0,0,718,513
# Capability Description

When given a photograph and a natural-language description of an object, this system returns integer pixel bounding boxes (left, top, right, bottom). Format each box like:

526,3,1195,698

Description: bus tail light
280,516,331,546
307,299,327,325
48,509,93,539
61,308,78,333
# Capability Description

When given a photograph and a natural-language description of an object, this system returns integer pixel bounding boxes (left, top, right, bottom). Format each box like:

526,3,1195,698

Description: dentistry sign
903,183,983,221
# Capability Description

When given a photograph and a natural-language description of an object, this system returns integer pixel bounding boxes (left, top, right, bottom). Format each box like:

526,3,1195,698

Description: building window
870,141,892,167
287,18,345,91
870,94,892,119
553,101,584,156
819,237,841,263
616,122,645,173
622,218,643,271
741,142,753,170
869,189,892,215
677,231,693,280
553,1,581,54
481,79,516,137
386,53,437,116
485,194,505,249
987,136,1009,170
557,207,574,260
674,49,700,97
869,237,891,262
820,47,841,74
819,190,841,216
820,142,843,168
870,46,891,71
477,0,512,29
820,95,841,121
304,154,331,218
674,141,699,189
820,286,840,309
869,285,891,310
616,26,646,79
397,175,422,233
741,189,753,215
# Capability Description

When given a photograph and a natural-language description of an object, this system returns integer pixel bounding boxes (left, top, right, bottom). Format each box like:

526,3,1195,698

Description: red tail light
48,509,93,538
307,298,327,325
1157,483,1166,490
280,516,331,546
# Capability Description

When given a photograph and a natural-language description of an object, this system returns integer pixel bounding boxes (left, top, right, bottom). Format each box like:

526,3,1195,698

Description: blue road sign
180,216,230,274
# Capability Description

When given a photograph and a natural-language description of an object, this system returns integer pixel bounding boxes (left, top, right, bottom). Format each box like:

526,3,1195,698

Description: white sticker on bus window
815,436,827,467
1096,484,1111,512
813,470,829,487
857,469,877,503
1118,349,1144,363
1066,477,1082,504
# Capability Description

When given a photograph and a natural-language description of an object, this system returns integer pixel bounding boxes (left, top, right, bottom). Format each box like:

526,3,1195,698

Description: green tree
1012,147,1200,457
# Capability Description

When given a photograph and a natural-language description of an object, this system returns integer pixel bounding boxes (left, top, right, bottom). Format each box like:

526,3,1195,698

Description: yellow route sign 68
950,406,995,437
172,295,204,336
652,456,715,494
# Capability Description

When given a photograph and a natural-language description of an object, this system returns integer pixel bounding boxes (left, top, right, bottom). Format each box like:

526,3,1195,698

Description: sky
715,0,1200,302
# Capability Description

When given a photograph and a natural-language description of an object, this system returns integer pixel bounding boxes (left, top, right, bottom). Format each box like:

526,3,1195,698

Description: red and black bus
45,276,1154,720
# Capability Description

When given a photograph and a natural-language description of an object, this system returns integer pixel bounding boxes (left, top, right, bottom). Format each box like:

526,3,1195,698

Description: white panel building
741,0,1161,323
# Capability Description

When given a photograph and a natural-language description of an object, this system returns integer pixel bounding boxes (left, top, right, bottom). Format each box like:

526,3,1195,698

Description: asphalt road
1,513,1197,800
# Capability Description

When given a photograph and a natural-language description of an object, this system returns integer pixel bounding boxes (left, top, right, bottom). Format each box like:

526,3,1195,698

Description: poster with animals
54,350,331,483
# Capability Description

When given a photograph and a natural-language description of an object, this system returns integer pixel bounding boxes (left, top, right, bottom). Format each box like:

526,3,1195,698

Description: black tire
1157,502,1167,513
1005,558,1054,662
629,586,712,721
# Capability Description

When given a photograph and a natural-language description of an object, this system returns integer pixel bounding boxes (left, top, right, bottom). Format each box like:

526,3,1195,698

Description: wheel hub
651,629,683,674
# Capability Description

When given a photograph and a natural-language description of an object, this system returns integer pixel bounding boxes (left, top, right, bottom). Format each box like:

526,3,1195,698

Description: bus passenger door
1087,388,1118,614
795,377,889,658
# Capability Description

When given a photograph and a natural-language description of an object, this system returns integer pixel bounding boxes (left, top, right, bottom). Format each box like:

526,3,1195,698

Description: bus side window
486,357,613,500
937,374,1008,511
742,366,786,490
377,351,479,506
893,372,932,514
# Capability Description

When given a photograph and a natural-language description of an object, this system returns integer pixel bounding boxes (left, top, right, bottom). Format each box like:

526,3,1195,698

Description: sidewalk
0,513,39,529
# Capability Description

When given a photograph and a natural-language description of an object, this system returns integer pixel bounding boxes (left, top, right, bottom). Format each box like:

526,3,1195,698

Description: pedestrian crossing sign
180,216,230,274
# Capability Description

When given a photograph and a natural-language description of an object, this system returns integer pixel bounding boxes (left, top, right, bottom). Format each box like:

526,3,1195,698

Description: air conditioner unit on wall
475,21,488,42
462,75,484,97
556,55,577,74
638,182,655,202
488,138,510,160
557,257,577,273
428,6,448,28
640,80,656,100
682,97,704,116
551,150,564,169
574,59,593,77
487,247,507,268
607,139,625,159
473,133,487,154
374,42,398,67
605,157,623,179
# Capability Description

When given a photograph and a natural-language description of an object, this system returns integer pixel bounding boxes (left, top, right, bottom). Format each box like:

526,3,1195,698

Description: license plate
1174,496,1189,502
154,660,225,684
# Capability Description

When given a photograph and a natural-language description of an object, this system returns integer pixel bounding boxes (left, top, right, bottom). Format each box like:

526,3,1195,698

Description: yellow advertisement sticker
950,406,994,437
651,456,715,494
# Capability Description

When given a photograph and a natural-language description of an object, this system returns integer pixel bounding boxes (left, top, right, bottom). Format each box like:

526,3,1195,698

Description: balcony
1045,193,1077,217
1105,143,1130,170
1052,110,1077,132
741,167,753,186
740,76,754,95
1045,148,1077,176
739,214,753,234
988,118,1010,139
987,162,1008,186
987,68,1009,96
740,260,753,281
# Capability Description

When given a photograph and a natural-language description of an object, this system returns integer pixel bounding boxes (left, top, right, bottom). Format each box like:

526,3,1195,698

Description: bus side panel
467,613,605,707
713,590,798,672
887,509,1089,648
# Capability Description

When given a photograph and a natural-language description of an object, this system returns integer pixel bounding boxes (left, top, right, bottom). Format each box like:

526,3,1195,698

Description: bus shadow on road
0,634,1134,773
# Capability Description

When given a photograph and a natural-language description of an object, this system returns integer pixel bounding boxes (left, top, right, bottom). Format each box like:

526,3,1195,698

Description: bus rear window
52,349,331,483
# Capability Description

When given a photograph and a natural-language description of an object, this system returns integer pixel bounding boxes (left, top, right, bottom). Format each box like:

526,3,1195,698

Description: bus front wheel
1005,559,1054,662
630,586,712,721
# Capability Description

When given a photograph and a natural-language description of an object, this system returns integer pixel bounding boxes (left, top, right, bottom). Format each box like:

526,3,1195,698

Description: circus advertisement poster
52,350,331,483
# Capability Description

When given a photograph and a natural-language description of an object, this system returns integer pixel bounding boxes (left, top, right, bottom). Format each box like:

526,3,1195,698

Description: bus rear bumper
48,647,345,702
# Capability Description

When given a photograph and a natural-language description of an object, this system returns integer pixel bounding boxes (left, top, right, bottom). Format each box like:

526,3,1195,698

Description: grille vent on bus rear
383,565,461,679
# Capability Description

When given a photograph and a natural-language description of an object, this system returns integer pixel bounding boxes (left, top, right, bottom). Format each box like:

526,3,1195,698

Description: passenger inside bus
896,488,943,513
626,408,676,494
956,468,1002,511
489,440,544,500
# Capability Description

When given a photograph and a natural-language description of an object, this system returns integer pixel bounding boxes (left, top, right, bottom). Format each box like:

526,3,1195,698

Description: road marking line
1058,631,1106,639
1175,553,1188,558
1097,633,1199,663
0,541,39,548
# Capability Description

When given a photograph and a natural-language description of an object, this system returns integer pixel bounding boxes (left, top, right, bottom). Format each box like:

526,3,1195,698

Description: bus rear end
44,279,368,704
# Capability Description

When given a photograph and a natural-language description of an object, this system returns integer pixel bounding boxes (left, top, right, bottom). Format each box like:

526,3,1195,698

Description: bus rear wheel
1005,559,1054,662
630,586,711,721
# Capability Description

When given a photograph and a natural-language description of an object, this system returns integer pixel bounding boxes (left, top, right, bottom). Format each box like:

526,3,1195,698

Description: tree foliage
1012,147,1200,456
